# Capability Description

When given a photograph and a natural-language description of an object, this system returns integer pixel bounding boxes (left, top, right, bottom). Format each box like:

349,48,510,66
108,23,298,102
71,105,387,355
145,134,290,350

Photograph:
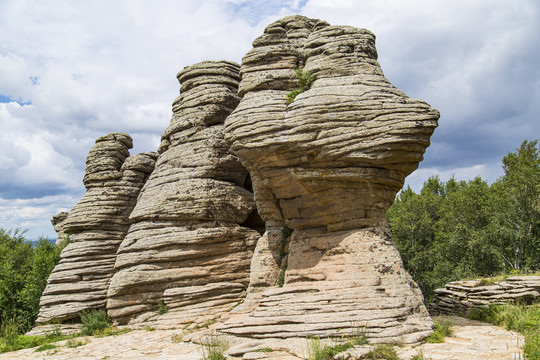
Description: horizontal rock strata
50,211,69,246
106,61,261,326
222,15,439,343
429,276,540,315
36,133,157,323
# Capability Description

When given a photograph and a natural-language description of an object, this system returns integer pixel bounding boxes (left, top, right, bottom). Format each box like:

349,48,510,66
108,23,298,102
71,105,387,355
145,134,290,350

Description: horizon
1,0,539,239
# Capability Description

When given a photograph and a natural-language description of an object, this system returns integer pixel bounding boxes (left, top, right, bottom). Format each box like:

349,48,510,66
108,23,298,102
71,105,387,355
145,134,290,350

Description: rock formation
221,15,439,343
106,61,261,326
36,15,441,347
36,133,157,323
50,211,69,246
430,276,540,315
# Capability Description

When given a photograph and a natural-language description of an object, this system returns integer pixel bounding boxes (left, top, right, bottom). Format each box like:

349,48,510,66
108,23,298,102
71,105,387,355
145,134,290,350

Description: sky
1,0,539,240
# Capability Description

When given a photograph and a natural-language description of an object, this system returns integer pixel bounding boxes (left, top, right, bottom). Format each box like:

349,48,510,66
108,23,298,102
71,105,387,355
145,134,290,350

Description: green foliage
285,67,314,104
467,304,540,360
277,268,286,287
0,228,65,334
200,332,228,360
305,329,369,360
80,309,111,336
425,317,453,343
0,322,72,353
35,343,57,352
386,139,540,301
365,344,399,360
157,300,169,315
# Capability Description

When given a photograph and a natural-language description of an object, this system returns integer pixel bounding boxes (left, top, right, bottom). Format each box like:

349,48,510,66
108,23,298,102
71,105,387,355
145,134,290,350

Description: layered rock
222,15,439,343
50,211,69,246
430,276,540,315
36,133,157,323
106,61,261,326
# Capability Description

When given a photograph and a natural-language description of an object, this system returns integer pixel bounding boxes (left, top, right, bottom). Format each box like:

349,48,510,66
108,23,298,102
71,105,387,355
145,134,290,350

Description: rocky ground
0,316,524,360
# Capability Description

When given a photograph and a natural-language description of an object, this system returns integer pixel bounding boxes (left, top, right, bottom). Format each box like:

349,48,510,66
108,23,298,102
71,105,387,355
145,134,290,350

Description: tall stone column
222,15,439,343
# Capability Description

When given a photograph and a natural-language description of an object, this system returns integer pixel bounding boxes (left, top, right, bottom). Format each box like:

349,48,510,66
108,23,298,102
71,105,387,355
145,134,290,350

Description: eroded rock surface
50,212,69,246
106,61,261,326
36,133,157,323
222,15,439,343
430,276,540,315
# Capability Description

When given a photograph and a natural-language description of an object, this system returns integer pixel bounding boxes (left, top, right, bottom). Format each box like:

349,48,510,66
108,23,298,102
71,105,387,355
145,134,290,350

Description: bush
0,228,66,335
80,309,111,335
425,317,453,343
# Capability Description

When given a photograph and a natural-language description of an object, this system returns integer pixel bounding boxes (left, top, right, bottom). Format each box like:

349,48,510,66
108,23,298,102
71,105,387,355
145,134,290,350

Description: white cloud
0,0,538,238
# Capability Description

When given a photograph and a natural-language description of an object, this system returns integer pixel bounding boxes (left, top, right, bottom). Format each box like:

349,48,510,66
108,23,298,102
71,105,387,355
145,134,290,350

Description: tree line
387,139,540,301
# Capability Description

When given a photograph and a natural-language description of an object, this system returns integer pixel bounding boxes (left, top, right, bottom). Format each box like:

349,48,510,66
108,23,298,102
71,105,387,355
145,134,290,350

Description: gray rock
430,276,540,315
50,211,69,246
106,61,261,326
222,15,438,343
36,134,157,323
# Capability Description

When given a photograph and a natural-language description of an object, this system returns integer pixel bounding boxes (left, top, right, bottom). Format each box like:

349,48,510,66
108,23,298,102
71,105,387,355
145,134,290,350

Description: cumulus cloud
0,0,538,237
303,0,540,188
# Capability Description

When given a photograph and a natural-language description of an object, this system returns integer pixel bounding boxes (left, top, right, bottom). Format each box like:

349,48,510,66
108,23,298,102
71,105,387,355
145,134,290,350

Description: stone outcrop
221,15,439,343
36,133,157,323
430,276,540,315
50,212,69,246
36,15,441,347
106,61,261,326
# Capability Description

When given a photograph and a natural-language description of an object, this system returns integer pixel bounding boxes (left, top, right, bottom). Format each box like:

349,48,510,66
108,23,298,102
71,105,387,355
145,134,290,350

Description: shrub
157,300,169,315
425,317,453,343
0,228,66,334
80,309,111,335
285,67,314,104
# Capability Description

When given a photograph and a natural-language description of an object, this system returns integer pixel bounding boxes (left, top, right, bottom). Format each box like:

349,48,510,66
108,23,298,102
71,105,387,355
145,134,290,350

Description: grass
0,309,128,354
285,67,314,104
65,337,89,348
305,326,369,360
468,303,540,360
425,317,453,343
365,344,399,360
200,332,229,360
80,309,111,336
34,343,57,352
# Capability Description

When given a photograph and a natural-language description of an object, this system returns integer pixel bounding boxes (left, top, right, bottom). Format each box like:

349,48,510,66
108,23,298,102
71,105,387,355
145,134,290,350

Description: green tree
493,139,540,270
0,229,64,333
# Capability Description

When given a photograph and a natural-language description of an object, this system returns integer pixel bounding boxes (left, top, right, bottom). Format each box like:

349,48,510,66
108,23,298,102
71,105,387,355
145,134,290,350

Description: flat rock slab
0,317,524,359
397,316,524,360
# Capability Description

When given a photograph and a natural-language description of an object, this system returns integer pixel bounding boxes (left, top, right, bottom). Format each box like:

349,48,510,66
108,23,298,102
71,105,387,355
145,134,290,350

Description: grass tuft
365,344,399,360
80,309,111,336
425,317,453,343
200,332,228,360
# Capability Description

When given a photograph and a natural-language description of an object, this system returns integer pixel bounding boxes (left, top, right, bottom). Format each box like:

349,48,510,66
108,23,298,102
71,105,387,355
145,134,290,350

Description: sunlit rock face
106,61,261,327
222,15,439,343
36,133,157,323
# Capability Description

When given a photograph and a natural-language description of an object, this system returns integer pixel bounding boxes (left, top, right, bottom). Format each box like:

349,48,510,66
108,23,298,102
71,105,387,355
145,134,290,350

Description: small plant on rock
80,309,111,336
425,317,453,344
285,67,314,104
200,332,229,360
157,300,169,315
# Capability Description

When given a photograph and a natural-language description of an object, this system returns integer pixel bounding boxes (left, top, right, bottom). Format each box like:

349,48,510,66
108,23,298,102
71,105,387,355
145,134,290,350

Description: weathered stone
50,212,69,246
222,15,439,343
430,276,540,315
106,61,261,326
36,134,157,323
